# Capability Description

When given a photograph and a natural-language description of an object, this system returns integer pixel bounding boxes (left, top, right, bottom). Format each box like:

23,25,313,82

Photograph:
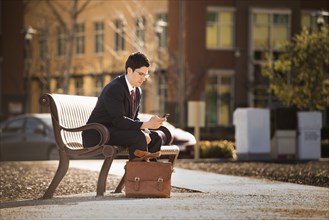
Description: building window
94,21,104,54
250,9,291,108
135,16,146,48
56,77,63,93
301,12,314,31
156,13,168,48
114,19,125,51
205,70,234,126
57,26,66,56
94,76,103,96
75,77,84,95
206,7,235,49
39,30,48,60
75,23,85,55
301,11,329,32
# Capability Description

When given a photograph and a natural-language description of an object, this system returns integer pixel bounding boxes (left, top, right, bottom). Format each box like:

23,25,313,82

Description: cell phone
162,113,170,118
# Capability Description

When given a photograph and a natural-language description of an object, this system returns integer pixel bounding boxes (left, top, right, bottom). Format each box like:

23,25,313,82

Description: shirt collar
125,74,135,92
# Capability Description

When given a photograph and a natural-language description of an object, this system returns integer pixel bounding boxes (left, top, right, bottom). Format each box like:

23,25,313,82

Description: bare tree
45,0,91,93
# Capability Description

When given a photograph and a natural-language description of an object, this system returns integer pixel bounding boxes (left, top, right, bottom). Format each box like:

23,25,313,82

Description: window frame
94,21,104,54
135,16,146,49
74,77,84,95
57,26,66,57
206,6,236,50
75,23,85,55
156,13,168,48
301,10,329,32
114,18,125,52
38,29,48,60
205,69,235,127
248,8,291,108
94,75,103,96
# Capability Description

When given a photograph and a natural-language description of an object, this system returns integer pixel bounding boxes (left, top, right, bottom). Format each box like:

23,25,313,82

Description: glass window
272,14,289,49
206,12,218,48
75,23,85,55
301,14,312,30
135,16,146,48
94,76,103,96
25,118,44,134
156,13,168,48
252,13,269,49
3,118,24,133
205,71,233,126
114,19,125,51
39,30,48,59
220,12,234,48
94,21,104,54
250,10,290,108
57,26,66,56
75,77,84,95
206,8,234,49
301,11,329,32
206,75,218,125
56,78,63,93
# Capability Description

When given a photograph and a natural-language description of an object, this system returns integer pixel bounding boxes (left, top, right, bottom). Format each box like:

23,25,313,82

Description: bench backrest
48,94,98,150
42,93,175,156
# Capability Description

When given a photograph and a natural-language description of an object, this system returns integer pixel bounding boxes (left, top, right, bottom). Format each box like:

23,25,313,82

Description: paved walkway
1,160,329,219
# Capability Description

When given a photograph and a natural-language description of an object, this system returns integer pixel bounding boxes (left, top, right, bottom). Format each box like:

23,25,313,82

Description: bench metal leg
96,156,115,196
42,152,69,199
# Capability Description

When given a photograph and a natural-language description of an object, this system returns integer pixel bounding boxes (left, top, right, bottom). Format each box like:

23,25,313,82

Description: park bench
39,93,180,199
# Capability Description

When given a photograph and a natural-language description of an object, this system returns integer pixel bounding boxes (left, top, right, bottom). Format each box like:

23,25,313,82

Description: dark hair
125,52,150,73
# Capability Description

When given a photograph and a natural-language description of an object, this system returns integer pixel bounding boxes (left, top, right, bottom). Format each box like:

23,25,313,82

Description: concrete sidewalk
1,160,329,219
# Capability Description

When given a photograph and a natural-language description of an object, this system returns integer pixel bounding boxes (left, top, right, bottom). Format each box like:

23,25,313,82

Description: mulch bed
1,159,328,202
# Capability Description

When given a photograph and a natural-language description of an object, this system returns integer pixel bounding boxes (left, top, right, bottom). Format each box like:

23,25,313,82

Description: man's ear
127,67,133,74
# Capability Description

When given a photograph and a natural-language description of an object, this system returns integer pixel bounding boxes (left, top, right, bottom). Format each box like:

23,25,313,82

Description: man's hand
141,115,166,130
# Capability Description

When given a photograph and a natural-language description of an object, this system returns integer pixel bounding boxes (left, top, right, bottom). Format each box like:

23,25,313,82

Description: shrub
199,140,236,159
321,139,329,158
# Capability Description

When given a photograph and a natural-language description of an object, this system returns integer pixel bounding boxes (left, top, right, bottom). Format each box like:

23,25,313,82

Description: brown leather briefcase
124,161,172,198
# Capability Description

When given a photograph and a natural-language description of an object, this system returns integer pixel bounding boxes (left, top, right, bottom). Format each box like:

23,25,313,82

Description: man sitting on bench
82,52,166,161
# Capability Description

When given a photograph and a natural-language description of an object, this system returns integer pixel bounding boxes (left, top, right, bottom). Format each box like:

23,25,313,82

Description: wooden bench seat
39,93,180,199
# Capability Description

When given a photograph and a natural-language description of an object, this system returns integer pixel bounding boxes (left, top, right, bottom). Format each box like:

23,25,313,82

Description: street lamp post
24,26,37,113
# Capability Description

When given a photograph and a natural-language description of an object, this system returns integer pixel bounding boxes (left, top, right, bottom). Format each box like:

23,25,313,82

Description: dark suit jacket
83,74,143,147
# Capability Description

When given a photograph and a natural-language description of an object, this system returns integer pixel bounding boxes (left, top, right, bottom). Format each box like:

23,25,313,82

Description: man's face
127,66,149,87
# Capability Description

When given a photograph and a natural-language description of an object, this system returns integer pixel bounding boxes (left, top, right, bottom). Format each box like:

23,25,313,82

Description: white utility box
297,112,322,160
233,108,270,160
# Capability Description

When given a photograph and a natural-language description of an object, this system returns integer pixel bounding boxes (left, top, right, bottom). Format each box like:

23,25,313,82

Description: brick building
1,0,328,141
167,0,328,139
23,0,169,115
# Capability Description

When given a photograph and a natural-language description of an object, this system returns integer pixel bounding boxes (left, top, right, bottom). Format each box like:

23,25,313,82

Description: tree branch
76,0,91,16
45,0,67,32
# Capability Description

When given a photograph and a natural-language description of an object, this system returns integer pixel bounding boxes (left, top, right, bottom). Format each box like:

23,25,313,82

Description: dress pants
82,129,162,159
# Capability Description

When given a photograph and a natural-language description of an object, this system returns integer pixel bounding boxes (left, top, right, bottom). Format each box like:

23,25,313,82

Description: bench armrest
60,123,110,147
